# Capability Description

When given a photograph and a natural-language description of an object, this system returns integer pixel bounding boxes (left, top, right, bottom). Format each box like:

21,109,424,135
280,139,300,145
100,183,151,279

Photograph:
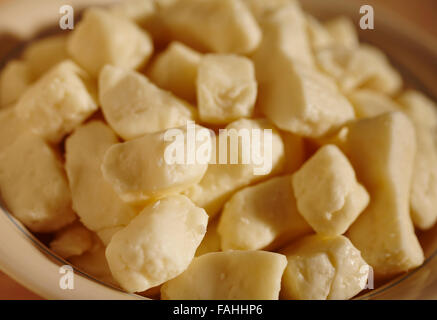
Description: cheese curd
0,60,33,108
162,0,261,54
99,65,196,140
148,42,201,103
14,60,98,143
292,145,369,236
102,124,211,204
343,112,424,278
161,251,287,300
218,175,312,251
106,195,208,292
0,133,76,232
397,91,437,230
49,222,94,259
197,54,257,124
22,35,69,79
281,234,369,300
65,121,138,242
67,8,153,77
184,118,285,217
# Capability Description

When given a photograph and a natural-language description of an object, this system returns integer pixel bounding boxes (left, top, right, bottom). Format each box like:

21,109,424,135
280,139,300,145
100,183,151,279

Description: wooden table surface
0,0,436,300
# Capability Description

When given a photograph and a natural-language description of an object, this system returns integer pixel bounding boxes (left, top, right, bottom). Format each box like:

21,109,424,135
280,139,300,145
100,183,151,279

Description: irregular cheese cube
197,54,257,124
99,65,196,140
162,0,261,54
69,236,116,285
0,133,76,232
14,60,98,143
256,56,355,137
161,251,287,300
241,0,294,21
67,8,153,77
183,118,285,217
109,0,156,27
280,130,306,174
65,121,138,241
343,112,424,278
324,16,359,49
97,227,124,247
49,222,94,259
397,91,437,230
0,108,26,152
0,60,33,107
292,145,369,236
106,195,208,292
218,175,312,251
281,234,369,300
102,124,211,204
348,89,400,118
110,0,176,46
252,1,314,74
305,14,335,51
22,35,69,79
148,42,201,103
195,218,221,257
316,44,402,95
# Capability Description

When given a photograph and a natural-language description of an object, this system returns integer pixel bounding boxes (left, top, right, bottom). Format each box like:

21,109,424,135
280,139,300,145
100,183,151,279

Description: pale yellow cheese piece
106,195,208,292
195,218,221,257
148,42,201,103
14,60,98,143
183,118,285,217
256,56,355,137
161,250,287,300
102,124,211,204
305,14,335,51
67,8,153,77
347,89,400,118
252,1,314,74
0,108,27,152
65,121,138,242
197,54,257,124
241,0,295,21
49,222,94,259
344,112,424,278
218,175,312,251
0,133,76,232
324,16,359,49
397,90,437,230
280,130,306,174
0,60,33,107
22,35,69,79
292,145,369,236
69,235,116,285
99,65,196,140
281,234,369,300
316,44,402,95
162,0,261,54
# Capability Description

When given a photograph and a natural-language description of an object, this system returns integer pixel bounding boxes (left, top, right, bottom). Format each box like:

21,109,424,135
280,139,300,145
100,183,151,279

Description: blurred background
0,0,436,300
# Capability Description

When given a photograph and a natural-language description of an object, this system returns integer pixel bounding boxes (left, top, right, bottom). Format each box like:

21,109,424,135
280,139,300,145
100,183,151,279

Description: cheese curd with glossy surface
197,54,257,124
99,65,196,140
218,175,312,251
67,8,153,77
106,195,208,292
292,145,369,236
281,234,369,300
0,133,76,232
102,124,211,204
65,121,138,241
161,251,287,300
14,60,98,143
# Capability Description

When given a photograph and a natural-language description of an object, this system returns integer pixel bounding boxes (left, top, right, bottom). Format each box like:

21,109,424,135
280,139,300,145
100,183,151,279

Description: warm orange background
0,0,436,300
